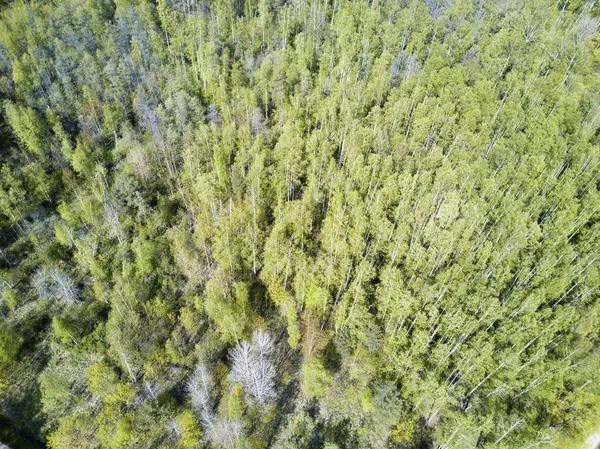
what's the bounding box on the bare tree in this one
[32,267,78,304]
[126,140,151,182]
[251,107,265,136]
[212,418,243,449]
[104,201,123,244]
[424,0,452,19]
[186,363,243,449]
[186,364,213,413]
[51,267,78,304]
[206,103,222,126]
[168,417,181,438]
[391,51,421,85]
[32,268,57,301]
[578,15,600,42]
[144,379,163,399]
[230,329,277,405]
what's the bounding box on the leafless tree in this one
[577,15,600,42]
[144,379,163,399]
[230,329,277,405]
[251,107,265,136]
[168,417,181,438]
[187,363,244,449]
[32,267,78,304]
[32,268,56,301]
[103,201,123,244]
[206,103,222,126]
[126,139,151,182]
[186,364,212,413]
[391,51,421,85]
[424,0,452,19]
[210,418,243,449]
[51,267,78,304]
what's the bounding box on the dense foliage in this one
[0,0,600,448]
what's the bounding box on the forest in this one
[0,0,599,448]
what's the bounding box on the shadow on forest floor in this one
[0,415,45,449]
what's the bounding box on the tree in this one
[230,329,277,405]
[4,101,49,156]
[300,356,332,399]
[187,364,213,415]
[0,0,599,447]
[0,322,22,363]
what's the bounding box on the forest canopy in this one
[0,0,600,448]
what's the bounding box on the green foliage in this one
[4,102,48,155]
[175,410,203,449]
[87,362,118,398]
[2,286,17,310]
[391,419,415,445]
[0,0,599,448]
[301,357,332,398]
[0,323,22,363]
